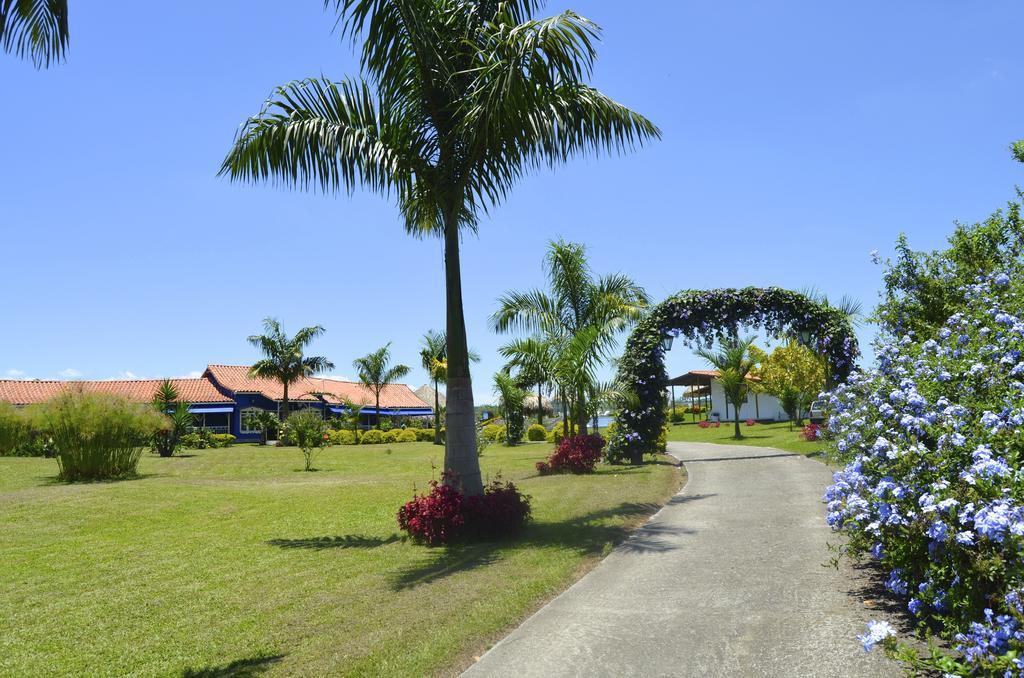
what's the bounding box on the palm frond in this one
[0,0,68,68]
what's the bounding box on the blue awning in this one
[189,406,234,414]
[329,406,432,416]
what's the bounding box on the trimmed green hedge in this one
[526,423,547,441]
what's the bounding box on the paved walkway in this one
[464,441,898,677]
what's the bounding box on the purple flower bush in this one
[825,271,1024,674]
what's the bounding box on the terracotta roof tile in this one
[0,378,232,405]
[203,365,430,409]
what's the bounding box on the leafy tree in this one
[749,341,825,429]
[354,343,410,430]
[0,0,68,67]
[151,380,193,457]
[498,335,556,426]
[286,408,328,471]
[220,2,658,495]
[492,240,649,435]
[696,336,758,440]
[874,197,1024,338]
[492,372,526,446]
[247,318,334,422]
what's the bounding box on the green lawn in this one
[0,441,680,677]
[665,420,825,456]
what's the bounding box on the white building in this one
[669,370,787,422]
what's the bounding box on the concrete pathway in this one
[463,441,898,677]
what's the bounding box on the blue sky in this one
[2,1,1023,403]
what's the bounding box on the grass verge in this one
[665,420,825,456]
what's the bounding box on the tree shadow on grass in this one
[37,472,166,486]
[181,653,284,677]
[387,496,711,591]
[267,534,404,550]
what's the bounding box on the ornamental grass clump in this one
[823,269,1024,674]
[38,391,168,481]
[0,402,30,456]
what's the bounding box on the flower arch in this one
[607,287,859,464]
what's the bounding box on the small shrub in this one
[361,429,384,445]
[669,410,685,423]
[210,433,236,448]
[0,402,30,456]
[745,419,756,427]
[697,420,710,429]
[546,421,568,444]
[397,429,418,443]
[481,424,505,442]
[526,423,547,441]
[538,434,605,474]
[287,409,328,471]
[415,428,434,442]
[801,423,820,441]
[38,391,167,481]
[655,424,668,452]
[381,429,399,444]
[179,432,205,449]
[397,473,530,545]
[329,429,359,445]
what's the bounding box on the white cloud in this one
[321,373,355,382]
[5,369,25,379]
[187,370,202,378]
[58,368,84,379]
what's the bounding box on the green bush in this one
[210,433,235,448]
[546,421,567,444]
[361,429,384,445]
[37,391,167,481]
[286,409,328,471]
[329,429,359,445]
[415,428,434,442]
[482,424,506,442]
[0,402,30,456]
[526,423,547,441]
[179,432,206,449]
[397,429,419,443]
[381,429,399,443]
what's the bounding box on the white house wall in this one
[708,380,786,422]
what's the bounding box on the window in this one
[241,407,265,434]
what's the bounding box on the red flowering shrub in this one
[802,423,821,441]
[711,421,721,428]
[745,419,756,426]
[397,473,530,545]
[537,434,605,475]
[697,420,711,429]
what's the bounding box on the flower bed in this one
[397,473,531,545]
[536,434,605,475]
[824,271,1024,674]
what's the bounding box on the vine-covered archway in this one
[607,287,859,464]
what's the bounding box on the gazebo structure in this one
[666,372,713,421]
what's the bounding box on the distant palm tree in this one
[492,240,649,435]
[499,336,556,426]
[1,0,69,67]
[492,371,527,446]
[696,336,758,440]
[151,380,193,457]
[247,318,333,421]
[219,1,658,495]
[354,343,410,430]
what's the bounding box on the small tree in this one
[338,399,364,444]
[696,337,758,440]
[287,408,328,471]
[493,372,526,446]
[353,343,410,430]
[749,341,826,429]
[151,380,193,458]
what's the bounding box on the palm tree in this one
[219,2,658,495]
[1,0,69,67]
[498,336,556,426]
[491,240,649,435]
[696,336,758,440]
[151,380,193,457]
[247,318,334,421]
[354,343,410,430]
[492,371,527,446]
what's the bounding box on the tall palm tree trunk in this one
[537,383,544,426]
[282,383,289,421]
[443,216,483,496]
[375,391,381,430]
[576,385,588,435]
[733,399,741,439]
[433,377,442,445]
